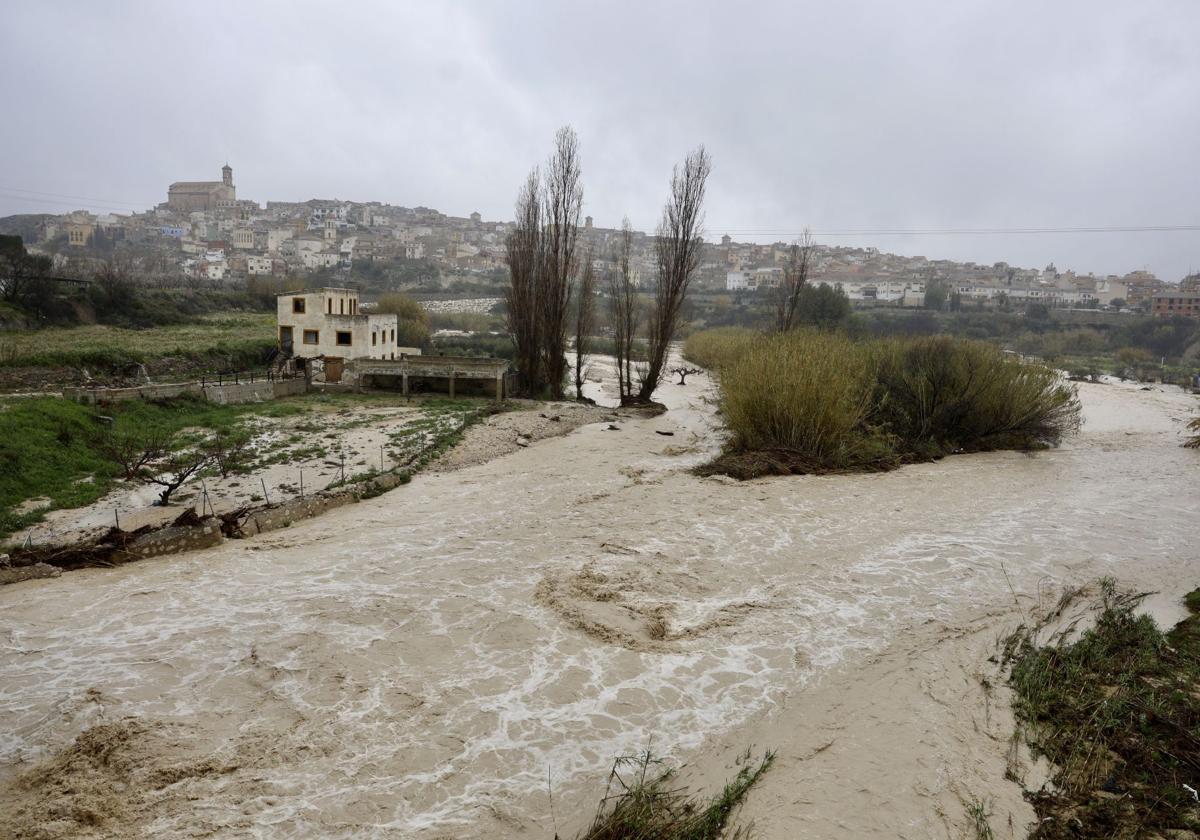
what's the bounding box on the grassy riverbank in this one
[687,329,1080,478]
[0,391,487,540]
[1004,581,1200,838]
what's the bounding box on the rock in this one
[605,424,621,431]
[0,562,62,586]
[655,430,675,436]
[516,436,530,447]
[0,553,9,568]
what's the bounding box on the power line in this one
[0,185,153,205]
[710,225,1200,237]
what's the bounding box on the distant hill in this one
[0,214,53,244]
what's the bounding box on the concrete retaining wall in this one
[64,378,307,406]
[126,518,225,558]
[240,470,409,536]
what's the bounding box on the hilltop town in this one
[4,162,1197,317]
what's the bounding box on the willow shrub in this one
[718,331,884,471]
[681,327,759,373]
[870,336,1081,458]
[707,330,1080,476]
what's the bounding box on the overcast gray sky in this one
[3,1,1198,279]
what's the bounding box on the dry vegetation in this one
[571,749,774,840]
[687,328,1080,477]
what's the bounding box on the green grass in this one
[572,749,774,840]
[698,331,1080,478]
[0,312,276,371]
[0,391,477,542]
[1003,579,1200,838]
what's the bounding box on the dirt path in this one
[0,368,1196,839]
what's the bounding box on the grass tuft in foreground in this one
[571,749,774,840]
[1186,415,1200,449]
[1003,579,1200,838]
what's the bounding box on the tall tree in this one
[504,126,583,398]
[505,170,543,395]
[638,146,711,402]
[608,219,639,402]
[538,126,583,399]
[573,244,596,400]
[772,229,815,332]
[0,235,52,304]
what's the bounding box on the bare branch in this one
[638,146,711,402]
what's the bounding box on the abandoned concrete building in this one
[276,287,409,381]
[276,287,509,396]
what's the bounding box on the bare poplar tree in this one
[573,244,596,400]
[772,228,815,332]
[505,126,583,398]
[505,170,543,396]
[538,126,583,399]
[608,218,639,403]
[638,146,711,402]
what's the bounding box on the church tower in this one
[222,163,233,187]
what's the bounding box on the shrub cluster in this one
[699,330,1080,477]
[681,326,758,372]
[1003,581,1200,838]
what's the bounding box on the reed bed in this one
[694,329,1080,477]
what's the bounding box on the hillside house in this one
[277,287,414,381]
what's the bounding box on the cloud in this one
[2,0,1197,278]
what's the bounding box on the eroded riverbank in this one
[0,370,1197,838]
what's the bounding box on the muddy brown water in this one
[1,370,1197,838]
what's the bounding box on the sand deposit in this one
[0,363,1197,838]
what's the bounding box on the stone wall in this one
[63,378,307,406]
[125,518,225,559]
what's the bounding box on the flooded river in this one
[1,373,1197,838]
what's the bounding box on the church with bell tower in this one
[166,163,237,212]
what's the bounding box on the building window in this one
[372,332,377,346]
[292,297,306,314]
[390,328,395,343]
[303,329,319,345]
[336,331,352,346]
[340,298,345,315]
[327,298,332,314]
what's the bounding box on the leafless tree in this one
[505,170,543,396]
[573,244,596,400]
[147,449,214,507]
[0,236,52,303]
[608,218,639,403]
[772,229,815,332]
[638,146,711,402]
[204,429,253,478]
[94,429,169,480]
[504,126,583,399]
[538,126,583,400]
[671,366,702,385]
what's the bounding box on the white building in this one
[726,267,783,291]
[247,255,275,275]
[835,279,925,306]
[276,288,411,366]
[301,250,339,270]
